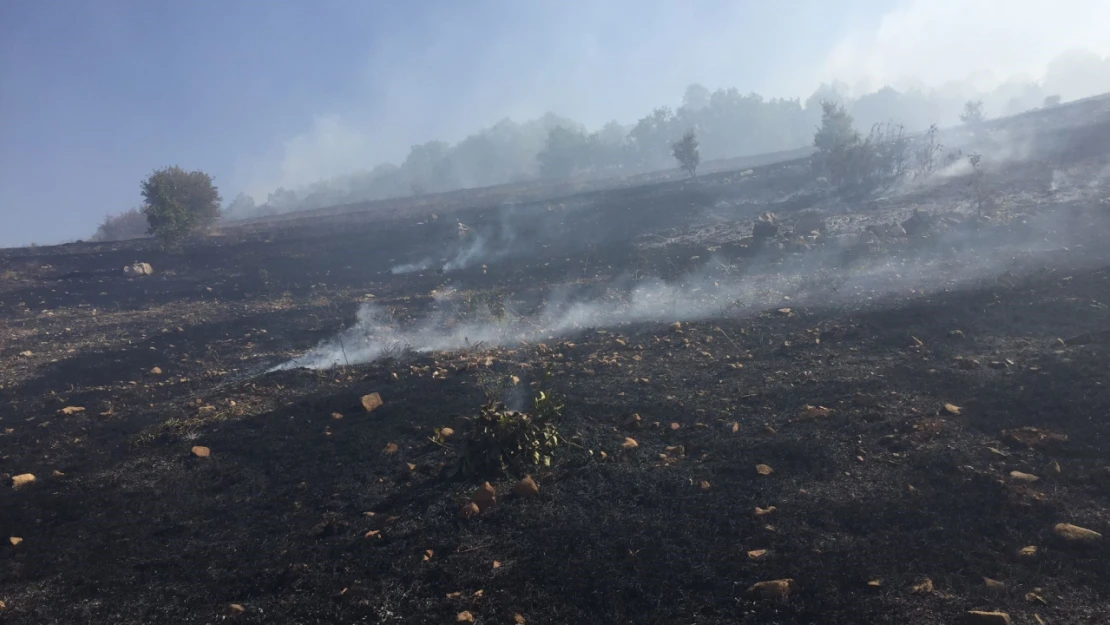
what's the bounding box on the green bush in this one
[141,166,222,249]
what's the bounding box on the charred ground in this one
[2,97,1110,624]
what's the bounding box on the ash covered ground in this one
[3,96,1110,624]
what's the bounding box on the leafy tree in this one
[682,83,711,111]
[225,192,256,217]
[140,166,222,249]
[92,207,148,242]
[671,129,700,178]
[813,101,859,153]
[537,126,590,178]
[960,100,986,126]
[1043,94,1062,108]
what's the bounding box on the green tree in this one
[141,166,222,249]
[959,100,985,126]
[671,129,700,178]
[813,101,859,153]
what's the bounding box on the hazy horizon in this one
[2,0,1109,248]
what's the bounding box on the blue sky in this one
[1,0,1106,247]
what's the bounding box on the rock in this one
[513,614,526,624]
[150,367,163,375]
[624,413,642,428]
[754,506,777,516]
[901,209,935,236]
[983,577,1006,589]
[191,446,211,458]
[752,213,779,239]
[1003,427,1067,449]
[513,475,539,497]
[755,464,774,476]
[383,442,399,455]
[11,473,36,489]
[621,437,639,450]
[1009,471,1039,483]
[912,578,934,593]
[456,611,475,623]
[697,480,712,492]
[59,406,85,415]
[472,482,497,511]
[226,604,246,616]
[981,447,1009,459]
[943,403,962,415]
[747,578,796,601]
[1018,545,1038,557]
[747,549,768,560]
[458,502,481,519]
[360,393,384,412]
[438,427,455,438]
[1054,522,1102,542]
[124,262,154,276]
[18,350,33,357]
[9,536,22,546]
[964,611,1012,625]
[793,211,827,237]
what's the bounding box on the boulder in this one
[124,262,154,276]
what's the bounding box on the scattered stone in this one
[513,614,526,624]
[9,537,23,546]
[624,414,642,427]
[1009,471,1039,483]
[456,611,475,623]
[943,403,962,415]
[513,476,540,498]
[472,482,497,512]
[747,549,768,560]
[698,480,712,492]
[793,211,827,237]
[1003,427,1067,449]
[867,579,882,588]
[383,442,399,455]
[1054,522,1102,542]
[981,447,1009,459]
[423,549,434,561]
[226,604,246,616]
[124,262,154,276]
[19,350,33,357]
[11,473,36,489]
[912,578,934,593]
[439,427,455,438]
[150,367,162,375]
[1025,590,1047,604]
[621,437,639,450]
[755,464,774,476]
[360,393,384,412]
[963,611,1012,625]
[754,506,777,516]
[59,406,85,416]
[799,405,830,419]
[747,578,796,601]
[458,502,481,519]
[1018,545,1038,557]
[983,577,1006,589]
[191,446,211,458]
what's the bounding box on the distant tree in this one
[959,100,986,126]
[813,101,859,152]
[1043,94,1062,108]
[682,84,711,111]
[92,207,148,242]
[141,166,222,249]
[671,129,700,178]
[225,192,256,217]
[537,126,590,178]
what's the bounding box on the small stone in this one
[360,393,384,412]
[458,502,481,519]
[383,442,399,454]
[755,464,774,476]
[698,480,712,492]
[867,579,882,588]
[513,476,540,497]
[150,367,163,375]
[624,413,642,427]
[754,506,777,516]
[11,473,35,489]
[1054,522,1102,542]
[1018,545,1038,557]
[747,549,768,560]
[747,578,796,601]
[983,577,1006,589]
[191,446,210,458]
[963,611,1012,625]
[472,482,497,511]
[226,604,246,616]
[59,406,85,415]
[438,427,455,438]
[513,614,525,625]
[9,536,22,546]
[982,447,1009,459]
[943,403,961,415]
[1009,471,1039,483]
[912,578,934,593]
[456,611,475,623]
[621,437,639,450]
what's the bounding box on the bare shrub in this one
[671,129,700,178]
[92,207,149,242]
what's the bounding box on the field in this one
[3,96,1110,624]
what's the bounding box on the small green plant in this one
[454,387,563,477]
